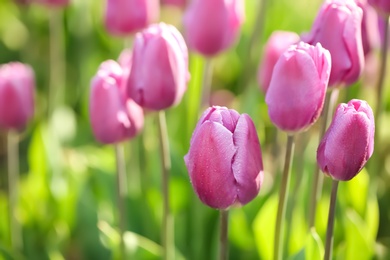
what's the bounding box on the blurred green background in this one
[0,0,390,259]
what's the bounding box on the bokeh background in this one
[0,0,390,259]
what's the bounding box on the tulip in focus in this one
[0,62,35,131]
[368,0,390,15]
[265,42,331,133]
[90,60,144,144]
[257,31,300,93]
[317,99,375,181]
[105,0,160,36]
[183,0,245,56]
[303,0,364,86]
[184,106,264,209]
[127,23,189,110]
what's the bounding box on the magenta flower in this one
[183,0,244,56]
[0,62,35,131]
[89,60,144,144]
[265,42,331,133]
[161,0,187,8]
[127,23,189,110]
[257,31,300,93]
[105,0,160,36]
[303,0,364,86]
[317,99,375,181]
[368,0,390,15]
[184,106,264,210]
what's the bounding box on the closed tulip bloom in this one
[127,23,189,110]
[184,106,264,209]
[257,31,300,93]
[317,99,374,181]
[105,0,160,36]
[0,62,35,131]
[90,60,143,144]
[368,0,390,15]
[303,0,364,86]
[183,0,244,56]
[265,42,331,133]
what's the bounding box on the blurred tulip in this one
[0,62,35,131]
[161,0,186,8]
[265,42,331,133]
[355,0,381,55]
[127,23,189,110]
[37,0,69,7]
[378,15,390,46]
[184,106,264,209]
[105,0,160,36]
[90,60,143,144]
[368,0,390,16]
[183,0,244,56]
[317,99,374,181]
[303,0,364,86]
[257,31,300,93]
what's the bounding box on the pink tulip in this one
[0,62,35,131]
[257,31,300,93]
[368,0,390,15]
[317,99,374,181]
[265,42,331,133]
[127,23,189,110]
[355,0,381,55]
[89,60,143,144]
[184,106,264,209]
[161,0,186,8]
[303,0,364,86]
[105,0,160,36]
[183,0,244,56]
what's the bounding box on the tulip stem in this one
[324,179,339,260]
[219,209,229,260]
[114,143,127,259]
[375,15,389,131]
[308,89,339,228]
[7,131,23,252]
[157,111,174,260]
[48,8,65,117]
[200,58,213,108]
[274,134,295,260]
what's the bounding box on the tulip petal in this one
[232,114,263,205]
[184,121,237,209]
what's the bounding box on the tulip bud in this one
[184,106,264,210]
[265,42,331,133]
[127,23,189,110]
[317,99,374,181]
[257,31,300,93]
[368,0,390,16]
[0,62,35,131]
[183,0,245,56]
[105,0,160,36]
[89,60,143,144]
[303,0,364,86]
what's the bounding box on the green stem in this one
[324,180,339,260]
[308,89,339,228]
[157,111,173,260]
[48,9,65,117]
[219,209,229,260]
[274,135,295,260]
[375,16,389,132]
[7,131,23,252]
[114,143,127,259]
[200,58,213,108]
